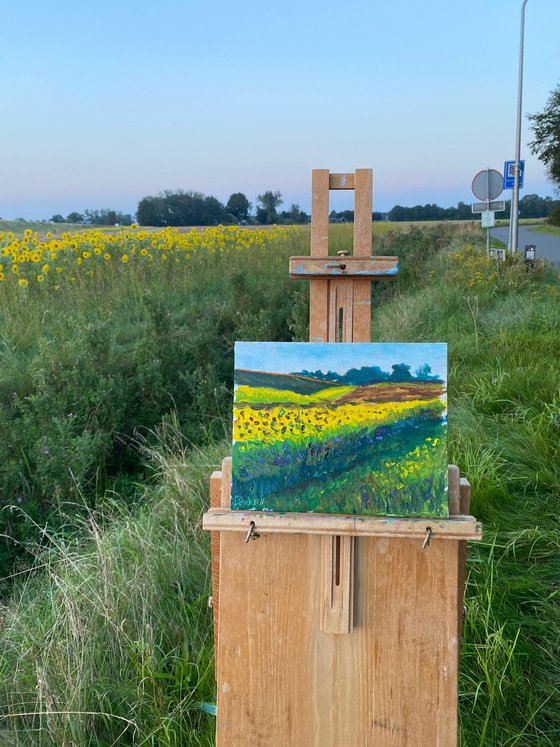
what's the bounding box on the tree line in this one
[49,191,558,227]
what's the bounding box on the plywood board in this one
[216,532,460,746]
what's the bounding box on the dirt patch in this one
[336,382,445,404]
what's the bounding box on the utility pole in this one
[509,0,529,254]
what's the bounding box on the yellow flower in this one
[103,253,111,261]
[37,275,44,283]
[122,254,129,263]
[0,272,4,281]
[43,264,50,273]
[18,278,29,287]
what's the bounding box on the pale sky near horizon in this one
[2,0,559,220]
[235,342,447,381]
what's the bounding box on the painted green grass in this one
[234,384,355,405]
[256,417,447,516]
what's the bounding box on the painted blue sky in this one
[1,0,559,220]
[235,342,447,381]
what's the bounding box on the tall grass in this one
[372,242,560,745]
[0,222,558,744]
[0,430,228,746]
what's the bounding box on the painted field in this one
[231,342,448,517]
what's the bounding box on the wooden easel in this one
[203,169,481,746]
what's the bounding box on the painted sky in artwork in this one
[235,342,447,382]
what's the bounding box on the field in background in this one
[0,221,558,745]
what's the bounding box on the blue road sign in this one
[504,160,525,189]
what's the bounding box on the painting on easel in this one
[231,342,448,517]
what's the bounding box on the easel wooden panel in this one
[207,169,479,745]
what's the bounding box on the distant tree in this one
[136,190,228,227]
[519,193,559,219]
[50,214,65,223]
[529,83,560,190]
[390,363,412,381]
[226,193,251,221]
[256,191,283,224]
[414,363,440,382]
[345,366,389,385]
[84,208,133,225]
[66,212,84,223]
[329,210,354,223]
[279,203,308,224]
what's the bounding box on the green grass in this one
[234,384,355,405]
[529,223,560,235]
[0,428,228,746]
[0,222,558,744]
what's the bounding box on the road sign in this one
[489,248,505,261]
[481,211,495,228]
[503,160,525,189]
[472,168,503,201]
[472,200,505,213]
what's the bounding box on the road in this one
[490,225,560,265]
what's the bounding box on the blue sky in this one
[1,0,559,220]
[235,342,447,381]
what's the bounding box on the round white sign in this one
[471,169,503,201]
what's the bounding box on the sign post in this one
[471,168,504,256]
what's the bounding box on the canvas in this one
[231,342,448,517]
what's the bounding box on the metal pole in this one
[510,0,529,254]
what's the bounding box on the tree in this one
[256,191,283,224]
[226,193,251,221]
[390,363,412,381]
[136,190,228,227]
[50,214,65,223]
[84,208,133,225]
[66,212,84,223]
[529,83,560,190]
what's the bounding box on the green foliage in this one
[548,202,560,226]
[0,437,228,746]
[255,190,283,224]
[225,193,251,221]
[0,227,304,576]
[66,211,84,223]
[84,208,134,225]
[0,221,559,744]
[371,239,560,744]
[136,190,229,227]
[529,82,560,189]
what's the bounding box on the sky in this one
[235,342,447,381]
[1,0,559,220]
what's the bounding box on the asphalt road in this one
[490,225,560,265]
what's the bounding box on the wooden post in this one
[204,169,480,746]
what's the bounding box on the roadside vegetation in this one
[0,221,558,745]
